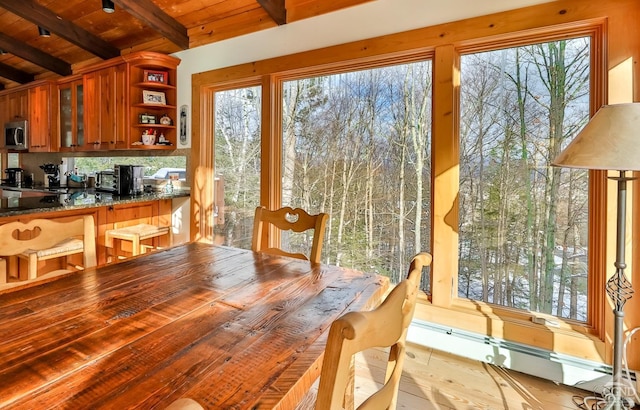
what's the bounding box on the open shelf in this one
[124,52,180,150]
[134,82,176,90]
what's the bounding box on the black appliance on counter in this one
[3,167,24,187]
[40,163,61,188]
[97,165,144,196]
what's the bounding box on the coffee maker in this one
[40,163,61,188]
[113,165,144,195]
[4,167,24,187]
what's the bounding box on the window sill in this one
[414,294,606,364]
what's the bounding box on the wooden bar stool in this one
[105,224,170,260]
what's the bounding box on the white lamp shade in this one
[552,103,640,171]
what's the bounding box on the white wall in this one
[172,0,554,148]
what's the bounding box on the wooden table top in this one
[0,243,388,409]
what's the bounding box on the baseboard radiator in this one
[407,319,637,394]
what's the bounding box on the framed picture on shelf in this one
[139,113,157,124]
[144,70,168,85]
[142,90,166,105]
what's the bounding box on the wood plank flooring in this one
[354,343,597,410]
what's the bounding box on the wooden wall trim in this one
[431,44,459,307]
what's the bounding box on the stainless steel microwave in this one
[4,119,28,150]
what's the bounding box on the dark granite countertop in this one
[0,186,190,218]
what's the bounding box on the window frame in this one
[448,26,607,334]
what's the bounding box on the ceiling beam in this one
[114,0,189,50]
[256,0,286,25]
[0,0,120,60]
[0,32,72,76]
[0,61,34,84]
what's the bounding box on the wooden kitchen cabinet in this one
[7,89,28,121]
[58,76,85,151]
[28,82,54,152]
[0,88,29,148]
[0,51,180,153]
[54,52,178,152]
[0,94,8,132]
[84,63,128,150]
[0,81,54,152]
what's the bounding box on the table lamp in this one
[553,102,640,410]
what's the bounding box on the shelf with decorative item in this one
[132,126,174,148]
[133,124,176,129]
[134,82,176,90]
[133,103,177,109]
[137,112,175,126]
[124,52,180,150]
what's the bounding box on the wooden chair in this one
[314,252,432,410]
[0,215,97,288]
[252,206,329,264]
[105,223,170,260]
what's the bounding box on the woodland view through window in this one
[458,37,591,320]
[213,86,262,249]
[281,62,433,286]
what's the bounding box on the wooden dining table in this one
[0,242,389,409]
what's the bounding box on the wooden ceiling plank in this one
[0,61,34,84]
[188,8,277,48]
[115,0,189,49]
[0,0,121,60]
[0,32,72,76]
[287,0,372,22]
[256,0,286,25]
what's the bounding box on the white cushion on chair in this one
[22,238,84,258]
[107,224,169,240]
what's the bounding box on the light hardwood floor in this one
[354,343,601,410]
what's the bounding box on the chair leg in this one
[0,258,6,284]
[132,236,141,256]
[28,254,38,280]
[10,257,24,281]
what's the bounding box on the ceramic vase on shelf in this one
[142,129,157,145]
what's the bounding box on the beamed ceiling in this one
[0,0,373,90]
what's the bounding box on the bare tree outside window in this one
[281,61,433,287]
[458,37,591,320]
[213,86,262,249]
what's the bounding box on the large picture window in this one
[458,37,591,320]
[281,61,432,285]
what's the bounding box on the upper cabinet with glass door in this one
[58,76,86,152]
